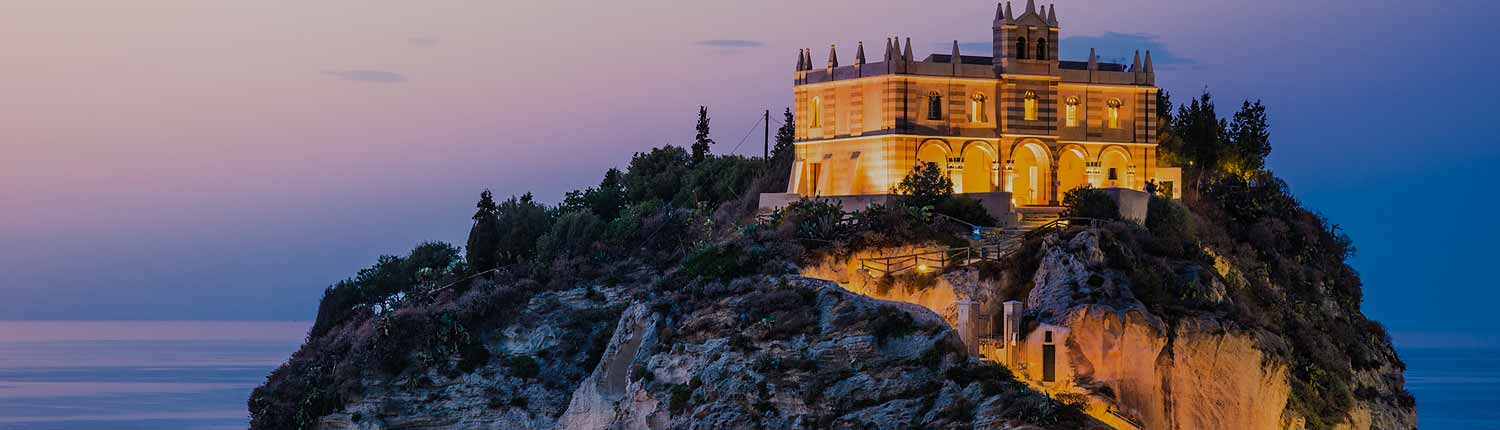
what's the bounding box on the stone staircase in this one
[1015,206,1065,232]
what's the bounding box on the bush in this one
[536,210,604,261]
[680,155,764,209]
[935,195,996,226]
[894,162,953,208]
[623,146,692,204]
[776,198,846,244]
[1061,185,1118,220]
[506,354,540,380]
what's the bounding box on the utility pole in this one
[763,109,770,159]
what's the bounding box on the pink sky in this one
[1,0,1497,342]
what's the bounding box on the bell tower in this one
[993,1,1060,74]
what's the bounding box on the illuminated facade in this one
[780,1,1171,209]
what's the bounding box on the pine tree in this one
[465,189,500,272]
[692,106,714,164]
[1173,91,1226,170]
[1225,100,1271,175]
[772,107,796,161]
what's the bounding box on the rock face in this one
[304,276,1093,430]
[1019,229,1414,430]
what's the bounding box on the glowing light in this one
[918,264,930,272]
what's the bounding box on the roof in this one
[1059,60,1127,72]
[923,54,996,66]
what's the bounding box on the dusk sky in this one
[2,0,1497,347]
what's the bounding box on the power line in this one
[726,114,764,155]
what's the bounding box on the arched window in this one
[1036,38,1048,60]
[1023,90,1038,121]
[1106,98,1123,128]
[810,96,823,128]
[1016,37,1028,60]
[1064,96,1079,127]
[969,93,988,123]
[927,92,943,120]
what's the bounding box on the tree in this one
[494,192,552,265]
[692,106,715,164]
[1225,100,1271,176]
[562,168,627,220]
[772,108,796,161]
[465,190,500,271]
[1173,91,1226,170]
[894,162,953,208]
[1061,185,1119,220]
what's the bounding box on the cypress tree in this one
[465,189,500,272]
[692,106,715,164]
[773,107,796,161]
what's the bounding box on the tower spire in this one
[884,38,894,62]
[903,37,913,62]
[827,44,838,68]
[796,49,805,71]
[803,49,812,71]
[1047,4,1058,25]
[1087,47,1098,71]
[1144,50,1155,73]
[952,40,962,75]
[1025,0,1037,16]
[1005,2,1014,20]
[855,41,866,66]
[1132,50,1141,72]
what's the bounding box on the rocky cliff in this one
[1010,227,1414,430]
[255,263,1096,430]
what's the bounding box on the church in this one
[762,1,1178,219]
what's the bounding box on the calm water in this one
[0,321,306,430]
[0,321,1489,429]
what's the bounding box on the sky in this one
[1,0,1497,346]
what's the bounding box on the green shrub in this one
[536,210,604,261]
[668,384,693,413]
[506,354,540,380]
[1061,185,1118,220]
[894,162,953,208]
[776,198,846,244]
[623,146,692,204]
[934,195,996,226]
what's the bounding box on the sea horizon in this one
[0,320,1490,429]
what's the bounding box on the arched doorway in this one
[1100,146,1131,189]
[916,140,950,172]
[1056,145,1088,196]
[961,142,995,193]
[1009,141,1051,206]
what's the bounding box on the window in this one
[810,96,823,128]
[1036,38,1048,60]
[969,93,988,123]
[1107,98,1123,128]
[1044,330,1053,343]
[1016,37,1028,59]
[1023,90,1038,121]
[927,92,942,120]
[1064,96,1079,127]
[1108,167,1119,180]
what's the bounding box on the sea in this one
[0,321,1490,430]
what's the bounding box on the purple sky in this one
[2,0,1497,347]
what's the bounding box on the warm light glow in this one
[1107,98,1122,129]
[810,96,823,128]
[1064,96,1079,127]
[969,93,988,123]
[918,264,930,272]
[1023,90,1038,121]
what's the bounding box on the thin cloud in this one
[695,39,764,48]
[1061,32,1194,68]
[325,70,408,84]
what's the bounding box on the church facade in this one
[773,1,1175,213]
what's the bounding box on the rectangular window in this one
[1065,104,1077,127]
[970,98,987,123]
[1024,98,1037,121]
[1108,106,1120,128]
[927,95,942,120]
